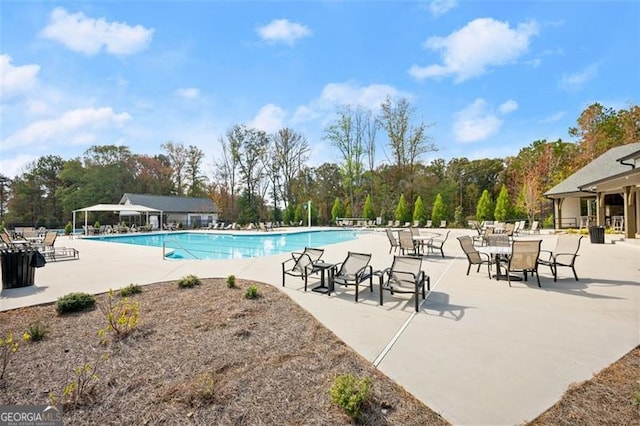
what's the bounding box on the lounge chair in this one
[1,229,30,248]
[378,256,429,312]
[424,220,432,228]
[398,229,420,256]
[426,230,450,258]
[281,247,325,291]
[332,252,373,302]
[524,220,540,234]
[457,235,494,278]
[32,231,79,261]
[505,240,542,287]
[439,220,447,228]
[385,228,400,254]
[538,235,583,282]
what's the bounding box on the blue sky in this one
[1,1,639,178]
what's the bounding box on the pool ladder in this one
[162,237,199,259]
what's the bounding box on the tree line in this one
[1,100,637,229]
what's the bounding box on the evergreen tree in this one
[431,193,446,224]
[412,195,427,226]
[294,204,305,223]
[454,205,464,227]
[362,194,376,221]
[331,197,345,224]
[494,184,512,221]
[395,194,410,224]
[476,189,494,223]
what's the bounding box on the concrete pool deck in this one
[1,228,639,425]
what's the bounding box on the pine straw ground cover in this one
[1,279,639,425]
[0,278,448,425]
[529,346,640,425]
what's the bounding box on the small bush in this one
[244,285,259,299]
[194,372,215,402]
[98,290,140,344]
[56,292,96,315]
[23,322,48,342]
[226,275,237,288]
[64,222,73,235]
[329,373,372,421]
[119,283,142,297]
[62,354,108,408]
[178,274,201,289]
[0,332,19,380]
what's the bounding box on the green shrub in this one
[23,322,48,342]
[194,372,215,402]
[55,292,96,315]
[178,274,201,289]
[329,373,372,421]
[244,285,259,299]
[119,283,142,297]
[98,290,140,344]
[64,222,73,235]
[94,221,100,229]
[226,275,237,288]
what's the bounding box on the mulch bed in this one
[0,278,449,425]
[529,346,640,425]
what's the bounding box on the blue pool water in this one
[90,229,364,260]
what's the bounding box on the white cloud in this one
[0,55,40,99]
[40,7,154,55]
[257,19,311,45]
[249,104,286,133]
[559,64,598,91]
[0,154,38,179]
[409,18,539,83]
[176,88,200,99]
[452,99,503,143]
[292,81,411,124]
[498,99,518,114]
[429,0,457,17]
[2,107,131,150]
[540,111,566,123]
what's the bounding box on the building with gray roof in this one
[119,193,220,228]
[544,143,640,238]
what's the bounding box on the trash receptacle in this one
[0,249,36,289]
[588,226,605,244]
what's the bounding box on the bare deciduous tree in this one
[273,128,310,208]
[161,141,187,195]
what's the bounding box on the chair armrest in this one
[356,265,374,280]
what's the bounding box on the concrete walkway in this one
[1,229,638,425]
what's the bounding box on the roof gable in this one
[120,193,220,213]
[544,143,640,197]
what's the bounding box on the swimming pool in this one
[90,229,364,260]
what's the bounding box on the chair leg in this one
[414,287,419,312]
[572,265,579,281]
[466,264,472,276]
[535,269,541,287]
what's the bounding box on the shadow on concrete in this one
[421,291,473,321]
